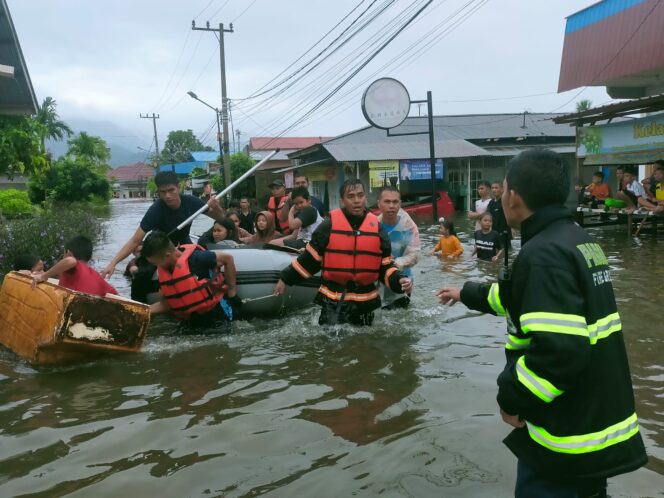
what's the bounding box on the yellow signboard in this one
[368,160,399,191]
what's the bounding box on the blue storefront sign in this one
[400,159,444,180]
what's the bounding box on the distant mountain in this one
[45,118,151,167]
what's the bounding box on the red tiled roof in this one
[249,136,332,151]
[107,162,155,181]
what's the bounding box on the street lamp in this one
[187,91,228,192]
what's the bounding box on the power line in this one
[232,0,259,23]
[263,0,434,147]
[235,0,389,103]
[235,0,414,131]
[263,0,484,133]
[298,0,489,128]
[234,0,370,101]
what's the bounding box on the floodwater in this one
[0,199,662,497]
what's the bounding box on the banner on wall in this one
[368,160,399,190]
[578,112,664,165]
[399,159,444,180]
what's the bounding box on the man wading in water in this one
[101,172,225,300]
[274,179,412,326]
[437,149,646,497]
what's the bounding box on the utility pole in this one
[236,129,242,154]
[139,113,160,167]
[192,20,234,192]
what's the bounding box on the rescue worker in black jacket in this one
[438,149,646,497]
[274,179,412,325]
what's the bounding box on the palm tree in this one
[36,97,73,153]
[67,131,111,166]
[576,99,593,113]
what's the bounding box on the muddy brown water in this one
[0,199,662,497]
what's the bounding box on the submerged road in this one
[0,199,662,497]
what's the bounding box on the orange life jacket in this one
[321,209,383,297]
[267,195,291,234]
[157,244,225,318]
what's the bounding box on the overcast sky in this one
[9,0,610,154]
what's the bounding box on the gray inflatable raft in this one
[146,245,320,318]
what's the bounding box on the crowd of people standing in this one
[15,149,650,497]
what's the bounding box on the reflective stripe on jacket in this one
[321,209,383,291]
[158,244,225,318]
[267,195,290,234]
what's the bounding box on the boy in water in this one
[32,236,118,297]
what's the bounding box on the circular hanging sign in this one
[361,78,410,130]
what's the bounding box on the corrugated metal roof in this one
[190,151,220,162]
[249,137,332,150]
[559,0,664,92]
[158,161,206,174]
[315,113,573,161]
[0,0,38,115]
[249,149,294,161]
[107,162,155,181]
[324,138,489,161]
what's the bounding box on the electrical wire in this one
[238,0,370,100]
[235,0,417,129]
[235,0,390,103]
[266,0,487,133]
[232,0,259,23]
[261,0,433,148]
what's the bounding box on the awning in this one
[582,149,664,166]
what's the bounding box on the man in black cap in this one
[267,178,291,234]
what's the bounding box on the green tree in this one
[161,129,210,164]
[28,157,111,204]
[35,96,72,154]
[0,115,48,178]
[66,131,111,168]
[210,152,256,198]
[576,99,593,113]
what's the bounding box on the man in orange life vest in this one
[267,179,291,235]
[274,179,413,325]
[142,230,241,324]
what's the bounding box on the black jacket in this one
[281,208,405,313]
[460,205,647,482]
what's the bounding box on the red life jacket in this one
[321,209,383,299]
[267,195,291,234]
[157,244,225,318]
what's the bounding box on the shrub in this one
[0,207,106,279]
[0,189,32,217]
[28,157,111,204]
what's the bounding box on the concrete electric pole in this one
[192,20,234,191]
[139,113,160,167]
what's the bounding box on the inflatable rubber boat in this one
[141,245,320,318]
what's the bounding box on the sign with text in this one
[400,159,443,180]
[578,112,664,164]
[368,160,399,190]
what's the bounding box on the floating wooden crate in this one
[0,272,150,365]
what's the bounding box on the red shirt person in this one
[32,236,118,297]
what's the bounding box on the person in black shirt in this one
[102,171,225,279]
[473,212,503,262]
[294,173,326,217]
[487,181,511,242]
[238,196,255,234]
